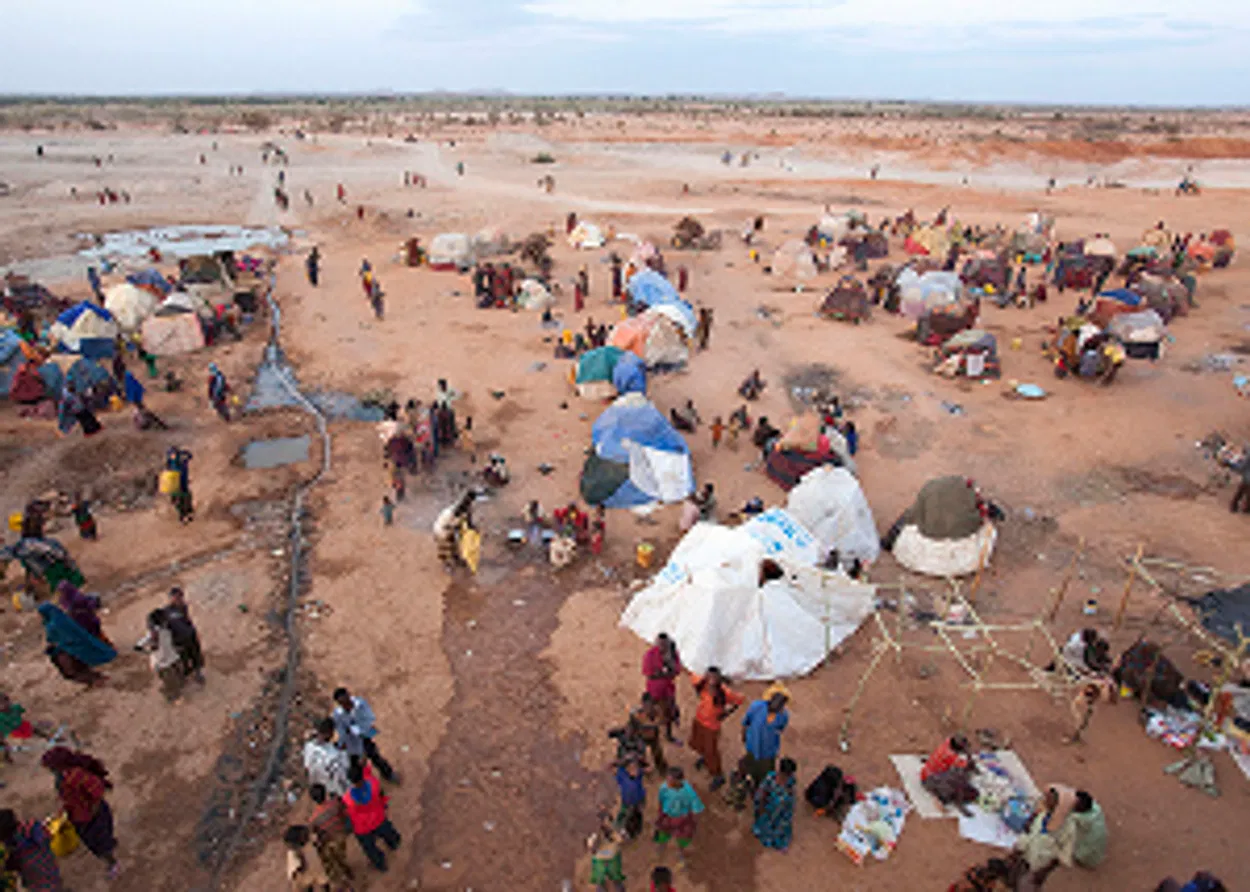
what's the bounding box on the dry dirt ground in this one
[1,112,1249,892]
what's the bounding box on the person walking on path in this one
[138,608,185,702]
[642,633,683,743]
[752,757,797,851]
[654,767,704,870]
[0,808,64,892]
[167,446,194,523]
[342,764,401,872]
[688,667,744,790]
[741,690,790,788]
[308,783,355,889]
[165,587,205,683]
[207,363,232,422]
[306,247,320,287]
[40,747,121,880]
[304,717,352,797]
[333,688,396,782]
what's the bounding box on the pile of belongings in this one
[934,329,999,379]
[1050,320,1125,382]
[817,210,868,245]
[0,332,62,405]
[619,508,876,679]
[1210,230,1235,268]
[568,221,606,249]
[516,278,554,311]
[48,302,118,356]
[765,412,856,491]
[574,346,646,400]
[428,233,473,271]
[902,225,950,257]
[1133,273,1190,323]
[836,788,911,866]
[818,276,870,323]
[472,226,511,258]
[883,476,996,577]
[2,274,71,318]
[1052,243,1114,290]
[579,393,693,509]
[1088,288,1143,328]
[671,216,719,250]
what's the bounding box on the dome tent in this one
[625,269,697,335]
[886,476,996,577]
[784,466,880,566]
[575,346,646,400]
[428,233,473,271]
[49,301,118,353]
[579,393,693,509]
[608,310,689,369]
[620,510,877,679]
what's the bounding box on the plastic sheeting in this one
[620,517,876,679]
[104,283,159,332]
[785,467,881,565]
[893,522,997,578]
[897,270,962,321]
[584,393,692,508]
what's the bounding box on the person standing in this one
[710,416,724,449]
[304,718,351,797]
[138,609,185,702]
[40,747,121,880]
[752,757,797,851]
[207,363,232,422]
[342,763,401,872]
[39,585,116,688]
[587,807,626,892]
[610,256,623,300]
[167,446,194,523]
[741,690,790,788]
[688,667,744,790]
[614,755,646,840]
[0,808,64,892]
[166,587,205,684]
[677,266,688,292]
[332,688,396,782]
[642,634,683,743]
[654,766,704,870]
[307,784,355,889]
[71,495,97,540]
[698,307,713,350]
[306,247,321,287]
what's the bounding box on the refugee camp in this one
[1,18,1249,892]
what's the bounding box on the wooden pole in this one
[1046,537,1085,622]
[967,534,994,605]
[1115,544,1145,629]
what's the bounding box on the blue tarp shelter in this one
[126,268,173,295]
[626,270,698,335]
[580,393,693,508]
[1099,288,1143,307]
[611,352,647,395]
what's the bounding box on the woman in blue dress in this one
[752,757,797,851]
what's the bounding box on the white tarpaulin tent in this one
[620,510,877,679]
[569,221,605,249]
[103,283,158,332]
[429,233,473,269]
[785,466,880,566]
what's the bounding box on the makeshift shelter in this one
[625,270,697,335]
[619,513,877,679]
[818,276,870,324]
[887,476,996,578]
[49,302,118,353]
[771,240,818,279]
[103,283,159,332]
[516,278,554,311]
[142,311,206,356]
[472,227,510,257]
[765,413,855,490]
[1189,583,1250,647]
[960,257,1009,292]
[1108,310,1166,360]
[934,329,999,379]
[1088,294,1138,328]
[609,310,689,368]
[903,225,949,257]
[579,393,693,509]
[897,270,962,321]
[179,254,227,285]
[574,346,645,400]
[1085,237,1118,259]
[1133,275,1188,323]
[428,233,473,271]
[568,222,605,249]
[785,466,880,566]
[1209,230,1235,268]
[917,300,978,347]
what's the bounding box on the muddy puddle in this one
[244,345,382,421]
[240,436,310,469]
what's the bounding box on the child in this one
[283,824,330,892]
[71,496,97,540]
[710,416,724,449]
[654,766,704,869]
[587,807,626,892]
[614,756,646,840]
[652,865,675,892]
[590,506,606,557]
[461,416,475,462]
[381,496,394,527]
[841,420,858,456]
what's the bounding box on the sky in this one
[3,0,1249,105]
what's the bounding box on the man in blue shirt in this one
[741,692,790,788]
[333,687,397,783]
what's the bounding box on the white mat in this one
[890,749,1041,830]
[889,754,955,819]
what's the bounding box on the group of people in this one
[297,687,401,886]
[591,634,798,888]
[378,380,463,502]
[358,260,384,320]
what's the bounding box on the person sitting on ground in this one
[1015,784,1105,887]
[947,854,1025,892]
[283,824,330,892]
[1059,628,1112,676]
[920,733,977,813]
[1154,871,1227,892]
[738,369,765,400]
[752,417,780,458]
[1064,789,1108,870]
[695,484,717,522]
